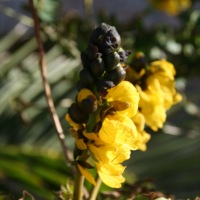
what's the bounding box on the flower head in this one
[66,81,141,188]
[149,0,191,15]
[128,56,182,131]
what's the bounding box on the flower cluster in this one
[126,52,182,132]
[66,24,182,189]
[149,0,191,15]
[66,23,144,188]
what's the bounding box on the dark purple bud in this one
[90,56,105,78]
[81,52,90,69]
[80,96,97,113]
[68,103,88,123]
[89,23,121,54]
[79,69,95,86]
[86,44,99,61]
[117,49,131,62]
[97,79,115,97]
[106,65,126,85]
[104,51,120,71]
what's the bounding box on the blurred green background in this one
[0,0,200,199]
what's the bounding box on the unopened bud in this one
[106,65,126,85]
[68,103,88,123]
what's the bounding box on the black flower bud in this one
[80,96,97,113]
[86,44,100,61]
[104,51,120,71]
[89,23,121,54]
[81,52,90,69]
[117,49,131,62]
[79,68,95,86]
[90,56,105,78]
[97,79,115,97]
[106,65,126,85]
[68,103,88,123]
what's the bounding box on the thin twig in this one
[29,0,72,164]
[89,177,102,200]
[19,190,35,200]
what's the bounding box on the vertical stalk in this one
[73,169,85,200]
[89,177,102,200]
[29,0,73,166]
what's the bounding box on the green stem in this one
[89,177,102,200]
[86,109,99,132]
[73,169,84,200]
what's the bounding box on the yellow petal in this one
[99,115,142,150]
[75,139,87,150]
[138,131,151,151]
[106,81,139,118]
[145,105,166,131]
[83,132,99,141]
[132,112,145,132]
[131,112,151,151]
[98,172,125,188]
[88,143,131,164]
[77,164,96,186]
[65,114,82,130]
[109,144,131,164]
[150,59,176,79]
[71,131,87,150]
[77,88,96,103]
[136,80,167,131]
[96,162,126,176]
[96,162,125,188]
[88,143,115,163]
[174,92,182,104]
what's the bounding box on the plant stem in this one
[73,169,85,200]
[29,0,73,166]
[89,177,102,200]
[86,108,100,132]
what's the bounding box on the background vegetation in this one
[0,0,200,199]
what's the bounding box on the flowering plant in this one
[66,23,182,199]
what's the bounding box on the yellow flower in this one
[106,81,139,118]
[135,60,182,131]
[148,60,182,109]
[150,59,175,80]
[150,0,191,15]
[136,79,166,131]
[84,114,141,187]
[66,81,141,188]
[69,112,142,188]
